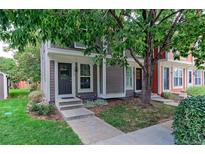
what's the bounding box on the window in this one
[194,70,201,85]
[126,67,133,89]
[188,70,192,85]
[163,67,169,90]
[78,64,93,92]
[173,68,183,87]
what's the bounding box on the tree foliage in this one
[14,45,40,82]
[0,56,19,82]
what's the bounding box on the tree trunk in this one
[141,67,153,105]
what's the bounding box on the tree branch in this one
[108,9,123,28]
[157,9,184,25]
[155,10,184,61]
[154,9,164,23]
[128,48,145,71]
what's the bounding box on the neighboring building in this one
[41,42,143,103]
[15,81,29,89]
[152,52,205,95]
[41,42,205,103]
[0,72,8,100]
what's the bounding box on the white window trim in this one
[78,63,93,93]
[163,67,170,92]
[194,70,202,86]
[188,69,193,87]
[126,66,134,90]
[173,67,183,89]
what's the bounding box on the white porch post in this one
[97,64,100,97]
[102,58,106,96]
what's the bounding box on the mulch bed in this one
[28,109,64,121]
[27,103,63,121]
[89,97,140,115]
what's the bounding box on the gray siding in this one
[106,65,124,94]
[77,64,97,100]
[0,74,4,99]
[50,60,55,103]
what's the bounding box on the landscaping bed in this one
[186,86,205,96]
[90,98,175,133]
[0,89,81,145]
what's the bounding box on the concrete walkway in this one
[66,116,123,144]
[95,120,174,145]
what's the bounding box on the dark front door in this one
[58,63,72,95]
[136,68,142,90]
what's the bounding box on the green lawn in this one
[0,89,81,145]
[186,86,205,96]
[9,88,30,98]
[99,101,175,133]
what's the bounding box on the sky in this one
[0,41,14,58]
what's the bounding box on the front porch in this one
[47,47,144,103]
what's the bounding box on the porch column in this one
[102,58,106,96]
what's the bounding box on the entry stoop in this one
[61,108,94,121]
[57,97,95,121]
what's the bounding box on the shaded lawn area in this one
[186,86,205,96]
[96,99,175,133]
[0,89,81,145]
[9,88,30,98]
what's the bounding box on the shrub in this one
[31,103,55,115]
[84,99,108,108]
[28,91,43,103]
[186,86,205,96]
[173,96,205,144]
[162,92,172,99]
[29,82,40,92]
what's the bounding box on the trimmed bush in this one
[162,92,172,99]
[173,96,205,144]
[31,103,55,115]
[28,91,43,103]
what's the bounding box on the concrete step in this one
[58,100,83,106]
[61,108,94,121]
[59,103,84,110]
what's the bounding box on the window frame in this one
[126,66,134,90]
[194,70,202,86]
[173,68,183,88]
[163,67,170,91]
[78,63,93,93]
[188,69,193,87]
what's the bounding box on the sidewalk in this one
[66,115,123,144]
[95,120,174,145]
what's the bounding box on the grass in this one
[186,86,205,96]
[99,102,175,133]
[9,88,30,98]
[0,89,81,145]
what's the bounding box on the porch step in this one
[59,103,84,110]
[151,96,174,103]
[59,100,83,106]
[61,108,95,121]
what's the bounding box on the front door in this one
[58,63,72,96]
[136,68,142,90]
